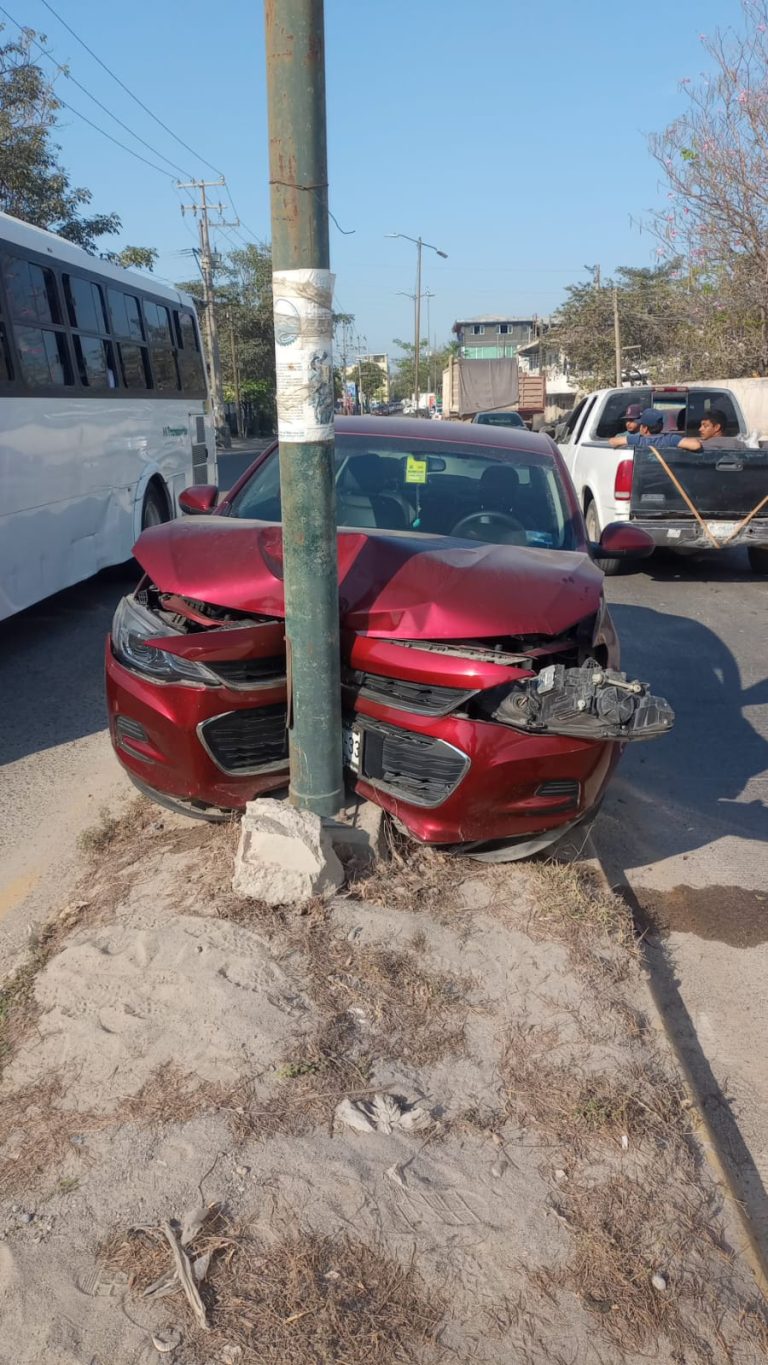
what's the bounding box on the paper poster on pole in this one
[272,268,335,443]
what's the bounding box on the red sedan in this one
[105,418,672,858]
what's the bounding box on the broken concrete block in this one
[324,796,385,869]
[232,799,344,905]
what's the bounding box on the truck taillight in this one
[614,458,634,501]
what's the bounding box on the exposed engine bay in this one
[478,659,674,741]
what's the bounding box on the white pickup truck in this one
[557,383,768,574]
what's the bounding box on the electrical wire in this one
[0,5,193,179]
[38,0,226,177]
[55,92,178,179]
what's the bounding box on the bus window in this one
[108,288,144,343]
[144,301,179,391]
[65,275,108,334]
[0,303,12,382]
[119,343,151,390]
[176,311,206,393]
[2,255,62,325]
[74,335,117,388]
[15,327,72,387]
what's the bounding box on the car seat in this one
[338,453,413,530]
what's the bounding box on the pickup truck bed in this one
[629,444,768,552]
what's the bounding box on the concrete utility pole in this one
[388,232,447,413]
[612,286,622,387]
[178,178,238,437]
[264,0,343,816]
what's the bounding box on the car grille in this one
[357,716,469,807]
[199,704,289,774]
[207,657,286,688]
[344,669,474,716]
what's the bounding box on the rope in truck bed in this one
[648,445,768,549]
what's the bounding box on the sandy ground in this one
[0,807,766,1365]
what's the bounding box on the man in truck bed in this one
[697,409,746,450]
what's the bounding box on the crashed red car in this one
[105,417,673,857]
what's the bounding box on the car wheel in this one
[748,545,768,574]
[585,499,623,576]
[141,482,170,532]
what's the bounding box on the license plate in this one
[705,520,740,539]
[342,722,362,774]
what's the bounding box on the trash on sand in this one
[161,1220,210,1329]
[152,1328,182,1353]
[621,1134,629,1150]
[491,1158,509,1179]
[334,1093,431,1135]
[651,1272,668,1291]
[385,1163,408,1188]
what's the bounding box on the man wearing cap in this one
[623,403,642,435]
[610,408,701,451]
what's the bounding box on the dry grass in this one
[501,1024,688,1153]
[536,1172,749,1361]
[525,860,636,959]
[347,819,467,920]
[0,1064,246,1198]
[104,1211,446,1365]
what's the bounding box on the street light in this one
[387,233,447,414]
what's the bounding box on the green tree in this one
[104,245,158,273]
[0,25,152,260]
[390,337,456,400]
[547,264,701,388]
[179,242,277,435]
[357,359,386,403]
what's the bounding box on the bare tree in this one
[650,0,768,372]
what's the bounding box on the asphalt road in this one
[595,545,768,1245]
[0,518,766,1237]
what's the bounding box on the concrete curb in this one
[586,837,768,1300]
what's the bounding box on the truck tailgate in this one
[630,445,768,519]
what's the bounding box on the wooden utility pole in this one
[612,286,622,386]
[264,0,343,816]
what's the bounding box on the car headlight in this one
[111,595,219,685]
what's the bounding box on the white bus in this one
[0,211,216,621]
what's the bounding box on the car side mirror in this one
[179,484,218,515]
[593,522,654,560]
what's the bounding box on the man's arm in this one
[677,436,702,451]
[609,433,628,448]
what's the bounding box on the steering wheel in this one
[451,510,528,545]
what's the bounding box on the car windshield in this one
[228,434,578,550]
[476,411,524,426]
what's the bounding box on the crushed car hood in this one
[135,518,604,638]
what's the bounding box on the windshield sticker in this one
[405,455,428,484]
[272,268,335,444]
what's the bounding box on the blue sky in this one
[14,0,744,354]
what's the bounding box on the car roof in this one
[335,414,552,454]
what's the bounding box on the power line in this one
[0,5,193,179]
[38,0,226,178]
[56,93,178,179]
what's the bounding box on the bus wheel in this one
[141,482,170,531]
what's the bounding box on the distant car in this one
[473,410,526,428]
[106,417,671,859]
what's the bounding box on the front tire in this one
[748,545,768,574]
[585,499,623,576]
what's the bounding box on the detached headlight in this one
[111,596,219,685]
